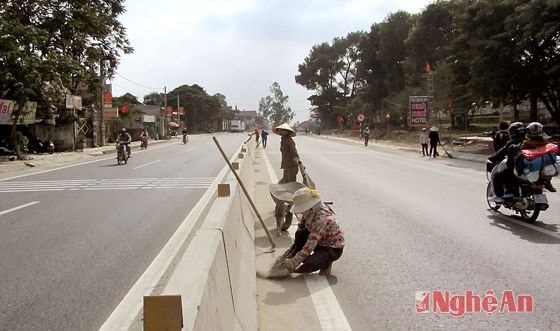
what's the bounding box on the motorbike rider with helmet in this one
[487,122,526,203]
[118,128,132,157]
[520,122,557,192]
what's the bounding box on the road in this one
[0,133,246,331]
[266,134,560,330]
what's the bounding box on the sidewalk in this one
[0,139,169,176]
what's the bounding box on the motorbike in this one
[140,136,148,149]
[182,133,188,144]
[28,137,55,154]
[486,160,554,223]
[116,141,129,165]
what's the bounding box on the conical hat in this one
[273,123,296,137]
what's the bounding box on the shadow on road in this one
[486,212,560,244]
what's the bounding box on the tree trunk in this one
[529,93,538,122]
[541,95,560,126]
[10,104,26,160]
[513,102,519,122]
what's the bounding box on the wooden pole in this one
[212,137,276,249]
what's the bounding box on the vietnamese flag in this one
[426,62,431,73]
[120,105,128,113]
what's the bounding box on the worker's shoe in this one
[319,263,332,276]
[545,181,557,192]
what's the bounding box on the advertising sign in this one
[409,96,429,127]
[0,99,37,125]
[103,108,119,118]
[143,115,156,123]
[103,92,112,109]
[65,95,83,110]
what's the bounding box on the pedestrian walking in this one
[261,130,269,148]
[363,126,370,146]
[273,123,300,232]
[419,128,429,156]
[254,128,260,144]
[429,127,441,158]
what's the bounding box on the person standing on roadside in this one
[273,123,300,232]
[429,127,441,158]
[420,128,429,156]
[493,121,510,152]
[363,126,370,146]
[261,130,269,148]
[254,127,260,144]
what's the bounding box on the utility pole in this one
[177,94,180,127]
[99,60,105,146]
[163,86,167,139]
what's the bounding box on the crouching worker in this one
[282,188,345,276]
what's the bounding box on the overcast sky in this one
[112,0,433,122]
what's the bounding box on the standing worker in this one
[254,127,260,144]
[363,126,370,146]
[273,123,300,232]
[261,129,269,148]
[429,126,441,158]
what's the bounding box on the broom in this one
[440,144,454,159]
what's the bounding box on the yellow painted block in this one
[143,295,183,331]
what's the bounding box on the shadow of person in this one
[262,273,339,306]
[487,213,560,244]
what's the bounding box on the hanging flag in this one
[426,62,431,73]
[120,105,128,113]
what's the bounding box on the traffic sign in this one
[357,113,365,122]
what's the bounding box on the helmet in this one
[508,122,525,141]
[526,122,544,140]
[121,128,127,133]
[498,121,509,130]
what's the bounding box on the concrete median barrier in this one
[161,138,258,330]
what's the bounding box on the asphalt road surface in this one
[266,134,560,330]
[0,133,246,331]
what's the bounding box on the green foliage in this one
[167,84,222,132]
[258,82,294,127]
[143,92,163,106]
[295,0,560,127]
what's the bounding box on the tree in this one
[143,92,163,106]
[0,0,132,158]
[168,84,221,132]
[258,82,294,127]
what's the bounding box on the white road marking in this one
[0,177,215,193]
[493,212,560,240]
[262,150,352,330]
[132,160,161,170]
[0,201,40,216]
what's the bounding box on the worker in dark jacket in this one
[273,123,300,232]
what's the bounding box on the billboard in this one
[0,99,37,125]
[104,108,118,118]
[409,96,429,127]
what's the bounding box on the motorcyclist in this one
[140,129,149,147]
[487,122,526,203]
[117,128,132,157]
[492,121,510,152]
[181,127,188,143]
[519,122,556,192]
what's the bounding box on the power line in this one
[114,72,164,91]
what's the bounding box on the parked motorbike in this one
[116,141,129,165]
[28,137,55,154]
[486,160,554,223]
[140,136,148,149]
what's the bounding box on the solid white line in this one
[494,213,560,239]
[261,150,352,330]
[0,201,40,216]
[99,144,240,331]
[132,160,161,170]
[0,142,174,182]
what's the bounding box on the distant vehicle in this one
[230,119,246,132]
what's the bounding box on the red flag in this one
[120,105,128,113]
[426,62,431,73]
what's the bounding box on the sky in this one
[112,0,433,123]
